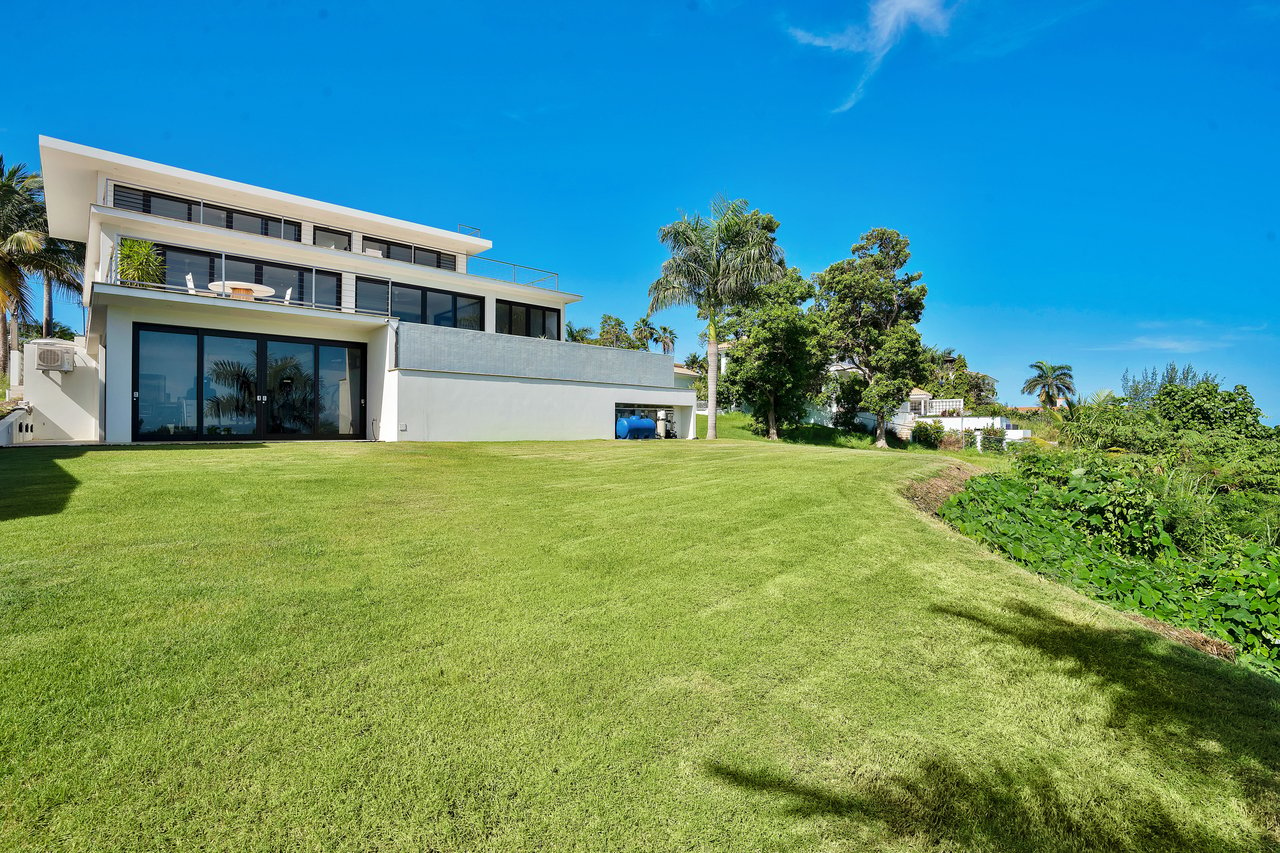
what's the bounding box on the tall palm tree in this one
[0,157,84,371]
[655,325,678,355]
[632,317,657,351]
[32,239,85,338]
[648,197,785,439]
[1021,360,1076,408]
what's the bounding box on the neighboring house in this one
[11,138,695,444]
[673,364,699,391]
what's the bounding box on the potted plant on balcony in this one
[117,239,164,285]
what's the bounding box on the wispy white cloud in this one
[789,0,956,112]
[1090,336,1231,355]
[1090,323,1270,354]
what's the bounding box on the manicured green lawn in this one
[2,440,1277,851]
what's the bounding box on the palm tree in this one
[648,197,785,439]
[564,321,595,344]
[32,239,85,338]
[655,325,678,355]
[1021,360,1076,409]
[0,157,84,371]
[632,317,657,351]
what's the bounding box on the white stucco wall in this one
[97,291,386,442]
[21,341,101,441]
[393,370,695,441]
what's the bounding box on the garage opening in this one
[615,403,679,439]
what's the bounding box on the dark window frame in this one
[356,278,486,329]
[361,233,458,272]
[113,184,301,242]
[150,241,343,308]
[131,321,367,442]
[314,227,352,252]
[496,298,560,340]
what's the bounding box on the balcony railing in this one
[463,256,558,290]
[102,180,559,291]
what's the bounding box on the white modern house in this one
[6,138,695,444]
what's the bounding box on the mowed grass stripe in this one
[1,440,1277,852]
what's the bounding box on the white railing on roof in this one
[923,398,965,416]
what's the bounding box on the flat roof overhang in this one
[39,136,495,256]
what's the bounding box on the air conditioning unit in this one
[35,345,75,372]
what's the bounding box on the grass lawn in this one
[2,440,1278,851]
[698,411,1005,468]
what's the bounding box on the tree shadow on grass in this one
[707,752,1270,852]
[706,602,1280,851]
[932,601,1280,834]
[0,443,266,522]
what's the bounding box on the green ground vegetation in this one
[2,440,1278,850]
[942,380,1280,677]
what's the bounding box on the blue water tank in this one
[616,415,657,439]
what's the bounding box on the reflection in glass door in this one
[202,335,259,436]
[135,329,199,438]
[318,346,363,436]
[266,339,316,436]
[133,324,365,441]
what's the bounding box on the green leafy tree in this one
[648,196,786,439]
[632,317,657,351]
[597,314,637,349]
[1121,361,1220,408]
[923,348,997,408]
[1021,361,1076,409]
[1153,381,1269,437]
[564,321,595,344]
[816,228,928,447]
[722,270,829,439]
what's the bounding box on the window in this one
[314,228,351,252]
[362,235,457,270]
[313,271,342,308]
[134,324,366,441]
[361,237,412,261]
[392,284,423,324]
[365,281,487,328]
[158,246,220,290]
[356,277,390,314]
[112,185,300,241]
[496,299,559,340]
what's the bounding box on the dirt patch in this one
[1123,613,1237,662]
[901,462,980,515]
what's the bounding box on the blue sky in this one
[6,0,1278,418]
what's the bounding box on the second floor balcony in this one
[103,236,569,338]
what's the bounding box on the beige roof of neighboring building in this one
[673,365,699,376]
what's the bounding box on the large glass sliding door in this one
[318,346,363,436]
[133,324,366,441]
[203,335,259,436]
[135,329,199,438]
[265,339,316,437]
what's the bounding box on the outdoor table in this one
[208,280,276,301]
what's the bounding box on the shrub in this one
[941,476,1280,677]
[117,238,164,284]
[941,446,1280,677]
[979,429,1004,453]
[911,420,945,448]
[939,430,965,451]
